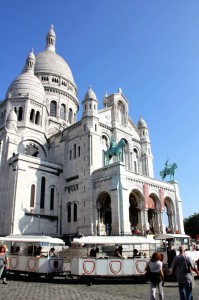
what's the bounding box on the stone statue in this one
[160,160,177,181]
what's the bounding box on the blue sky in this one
[0,0,199,219]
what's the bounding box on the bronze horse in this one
[160,162,177,181]
[104,139,126,165]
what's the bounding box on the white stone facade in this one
[0,27,184,237]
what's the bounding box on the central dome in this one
[35,50,74,82]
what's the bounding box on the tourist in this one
[145,252,164,300]
[114,245,124,258]
[49,247,56,257]
[0,244,8,284]
[90,247,99,257]
[171,246,199,300]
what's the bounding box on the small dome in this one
[6,72,46,103]
[137,116,147,129]
[84,86,97,101]
[6,50,46,103]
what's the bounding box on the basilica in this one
[0,26,184,237]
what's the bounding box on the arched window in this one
[67,204,71,222]
[30,184,35,207]
[50,188,54,210]
[74,144,76,159]
[18,107,23,121]
[30,109,35,122]
[60,104,66,120]
[74,203,77,222]
[35,111,40,125]
[134,161,137,173]
[40,176,46,209]
[68,108,73,124]
[50,101,57,117]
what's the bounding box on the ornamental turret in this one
[137,116,154,177]
[82,86,98,118]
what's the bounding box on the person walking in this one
[171,245,199,300]
[145,252,164,300]
[0,244,9,284]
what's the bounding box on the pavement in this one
[1,275,199,300]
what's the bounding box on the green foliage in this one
[184,212,199,239]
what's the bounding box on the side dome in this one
[34,50,74,82]
[6,50,46,103]
[84,86,97,101]
[6,73,46,102]
[137,116,147,129]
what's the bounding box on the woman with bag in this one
[0,244,9,284]
[145,252,164,300]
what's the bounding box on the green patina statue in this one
[104,138,125,165]
[160,160,177,181]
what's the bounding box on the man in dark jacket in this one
[171,246,199,300]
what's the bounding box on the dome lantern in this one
[45,25,56,52]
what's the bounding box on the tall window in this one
[50,101,57,117]
[30,109,35,122]
[74,203,77,222]
[78,146,80,157]
[50,188,54,210]
[68,108,73,124]
[74,144,76,159]
[134,161,137,173]
[40,177,46,209]
[60,104,66,120]
[30,184,35,207]
[67,204,71,222]
[35,111,40,125]
[18,107,23,121]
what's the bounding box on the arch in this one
[129,189,143,232]
[96,192,112,235]
[164,197,175,233]
[148,193,159,234]
[50,100,57,117]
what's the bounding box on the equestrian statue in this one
[104,138,126,165]
[160,160,177,181]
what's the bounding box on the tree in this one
[184,212,199,239]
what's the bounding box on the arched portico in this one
[148,193,161,234]
[96,192,112,235]
[129,189,144,233]
[164,197,175,233]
